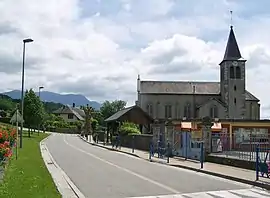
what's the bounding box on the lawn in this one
[0,132,61,198]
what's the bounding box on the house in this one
[53,103,85,123]
[136,25,260,121]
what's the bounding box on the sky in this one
[0,0,270,118]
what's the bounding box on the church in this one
[136,26,260,121]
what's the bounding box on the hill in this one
[0,94,64,114]
[2,90,101,110]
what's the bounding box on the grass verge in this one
[0,133,61,198]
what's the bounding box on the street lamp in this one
[38,86,44,135]
[20,38,34,148]
[38,86,44,98]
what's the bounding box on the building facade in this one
[136,26,260,121]
[53,103,85,123]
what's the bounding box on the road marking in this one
[128,188,270,198]
[63,136,180,194]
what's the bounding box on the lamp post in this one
[38,86,44,135]
[20,38,34,148]
[38,86,44,98]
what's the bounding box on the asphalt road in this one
[45,134,266,198]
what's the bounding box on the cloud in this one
[0,0,270,118]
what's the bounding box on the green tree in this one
[119,122,141,136]
[100,100,126,125]
[0,95,16,111]
[23,89,45,136]
[82,105,95,137]
[91,118,98,132]
[43,102,64,113]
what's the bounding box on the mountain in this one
[2,90,101,109]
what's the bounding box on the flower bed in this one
[0,125,16,166]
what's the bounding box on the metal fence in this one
[210,131,270,162]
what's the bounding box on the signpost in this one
[10,109,24,160]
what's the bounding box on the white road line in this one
[63,136,180,194]
[129,188,270,198]
[78,136,251,189]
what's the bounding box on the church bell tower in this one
[219,26,246,119]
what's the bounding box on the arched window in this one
[220,67,224,81]
[184,103,191,118]
[210,105,218,118]
[230,66,235,79]
[175,102,178,119]
[236,66,241,79]
[147,103,153,116]
[165,104,172,119]
[156,102,160,118]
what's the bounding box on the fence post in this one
[167,142,170,163]
[255,146,259,181]
[158,140,160,158]
[149,143,152,161]
[200,142,204,169]
[185,132,188,160]
[132,135,135,153]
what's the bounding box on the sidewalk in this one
[79,136,270,190]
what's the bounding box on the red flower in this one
[3,141,9,147]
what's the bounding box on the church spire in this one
[222,26,242,61]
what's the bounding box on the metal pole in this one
[167,141,170,163]
[38,88,40,135]
[200,142,204,169]
[149,142,152,161]
[38,86,43,135]
[255,147,259,181]
[16,109,18,160]
[132,135,135,153]
[20,42,26,148]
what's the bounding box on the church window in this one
[230,66,235,79]
[210,105,218,118]
[147,104,153,116]
[236,66,241,79]
[184,103,191,118]
[250,103,252,119]
[175,103,178,118]
[234,85,236,91]
[234,98,236,105]
[165,104,172,119]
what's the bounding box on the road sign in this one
[10,111,24,124]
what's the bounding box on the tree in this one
[119,122,141,136]
[23,89,45,136]
[0,95,16,112]
[100,100,126,125]
[82,105,95,139]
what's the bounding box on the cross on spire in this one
[230,10,233,28]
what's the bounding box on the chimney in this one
[72,103,75,108]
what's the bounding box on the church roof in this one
[140,81,259,101]
[140,81,219,95]
[222,26,242,61]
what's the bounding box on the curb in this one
[41,134,85,198]
[78,135,270,191]
[78,135,140,158]
[168,164,270,190]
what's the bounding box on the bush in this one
[119,122,141,136]
[0,125,16,162]
[0,117,11,124]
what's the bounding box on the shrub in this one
[119,122,141,136]
[0,117,11,124]
[0,125,16,162]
